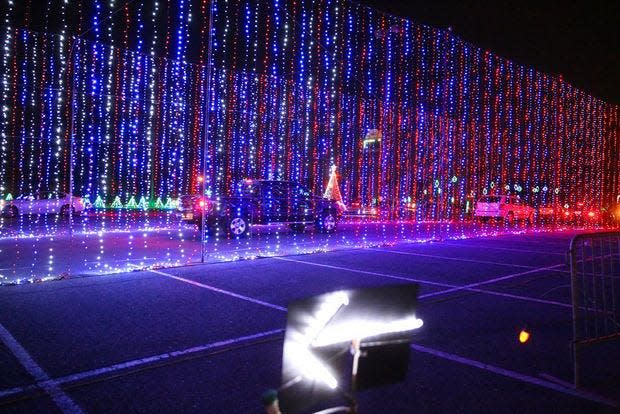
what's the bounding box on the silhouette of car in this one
[1,191,84,218]
[179,180,342,237]
[569,202,606,226]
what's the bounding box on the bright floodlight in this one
[287,342,339,390]
[311,315,424,347]
[280,284,421,414]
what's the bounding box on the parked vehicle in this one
[179,179,342,237]
[474,195,534,224]
[534,201,604,226]
[0,192,84,218]
[397,201,417,220]
[536,203,574,224]
[569,202,606,226]
[536,204,560,223]
[601,202,620,226]
[345,199,380,219]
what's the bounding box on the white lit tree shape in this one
[324,165,347,212]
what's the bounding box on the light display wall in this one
[0,0,619,282]
[207,0,620,213]
[1,0,618,212]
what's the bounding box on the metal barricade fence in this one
[568,231,620,388]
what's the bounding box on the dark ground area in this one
[1,230,619,413]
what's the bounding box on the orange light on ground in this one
[519,329,531,344]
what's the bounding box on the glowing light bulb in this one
[519,329,531,344]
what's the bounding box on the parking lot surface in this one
[1,230,618,413]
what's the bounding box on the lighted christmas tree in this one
[324,165,346,212]
[5,193,13,201]
[164,197,178,210]
[94,195,106,209]
[111,196,123,209]
[82,196,91,208]
[137,196,148,210]
[154,197,164,210]
[125,196,138,209]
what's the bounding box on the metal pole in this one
[568,235,581,388]
[201,0,215,263]
[68,38,78,244]
[349,339,360,414]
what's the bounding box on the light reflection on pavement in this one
[0,212,582,285]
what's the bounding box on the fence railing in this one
[568,231,620,388]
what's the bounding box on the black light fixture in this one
[279,284,422,414]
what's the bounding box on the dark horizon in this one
[4,1,618,105]
[357,0,620,105]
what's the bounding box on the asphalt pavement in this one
[1,230,619,413]
[0,212,576,284]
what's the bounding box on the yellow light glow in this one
[519,329,530,344]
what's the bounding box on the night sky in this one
[6,1,618,104]
[357,1,620,105]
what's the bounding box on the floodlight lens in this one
[312,316,423,347]
[290,343,339,389]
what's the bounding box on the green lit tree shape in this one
[164,197,178,210]
[137,196,148,210]
[94,195,106,209]
[125,196,138,209]
[154,197,164,209]
[111,196,123,209]
[82,196,91,208]
[5,193,13,201]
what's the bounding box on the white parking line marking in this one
[419,263,566,299]
[411,343,617,408]
[0,384,38,400]
[56,328,284,384]
[0,329,284,400]
[272,256,458,285]
[3,323,610,408]
[0,323,84,413]
[440,242,567,256]
[373,248,567,271]
[456,290,571,308]
[273,257,571,307]
[149,269,286,311]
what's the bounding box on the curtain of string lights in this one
[0,0,618,281]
